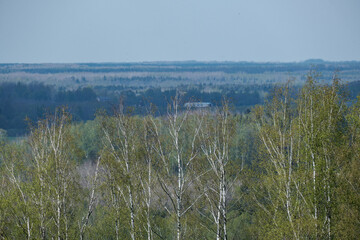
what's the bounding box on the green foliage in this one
[0,71,359,239]
[250,72,359,239]
[71,118,102,162]
[0,129,6,142]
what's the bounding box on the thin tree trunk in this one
[221,170,227,240]
[147,156,152,240]
[80,156,101,240]
[129,187,135,240]
[216,180,222,240]
[57,193,61,240]
[26,217,31,240]
[177,152,182,240]
[115,219,119,240]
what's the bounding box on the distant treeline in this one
[1,61,360,74]
[0,82,265,136]
[115,86,262,112]
[2,79,360,136]
[0,83,101,136]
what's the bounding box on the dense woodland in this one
[0,82,264,136]
[0,72,360,239]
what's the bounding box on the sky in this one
[0,0,359,63]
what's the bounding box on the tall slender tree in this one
[149,95,204,240]
[198,104,238,240]
[101,105,144,240]
[253,74,347,239]
[28,108,80,240]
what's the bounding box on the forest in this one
[0,71,359,239]
[0,82,265,136]
[2,61,360,137]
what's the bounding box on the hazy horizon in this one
[1,59,359,65]
[1,0,360,63]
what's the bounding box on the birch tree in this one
[296,73,346,239]
[1,143,35,240]
[140,116,158,240]
[149,96,203,240]
[101,106,144,240]
[253,84,304,239]
[253,74,347,239]
[198,105,238,240]
[79,155,101,240]
[337,94,360,239]
[28,108,80,240]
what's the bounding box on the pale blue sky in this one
[0,0,359,63]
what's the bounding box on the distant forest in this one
[1,61,360,89]
[1,60,360,74]
[0,82,265,136]
[1,61,360,136]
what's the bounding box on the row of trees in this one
[0,99,244,239]
[0,82,101,136]
[0,73,359,239]
[0,81,265,136]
